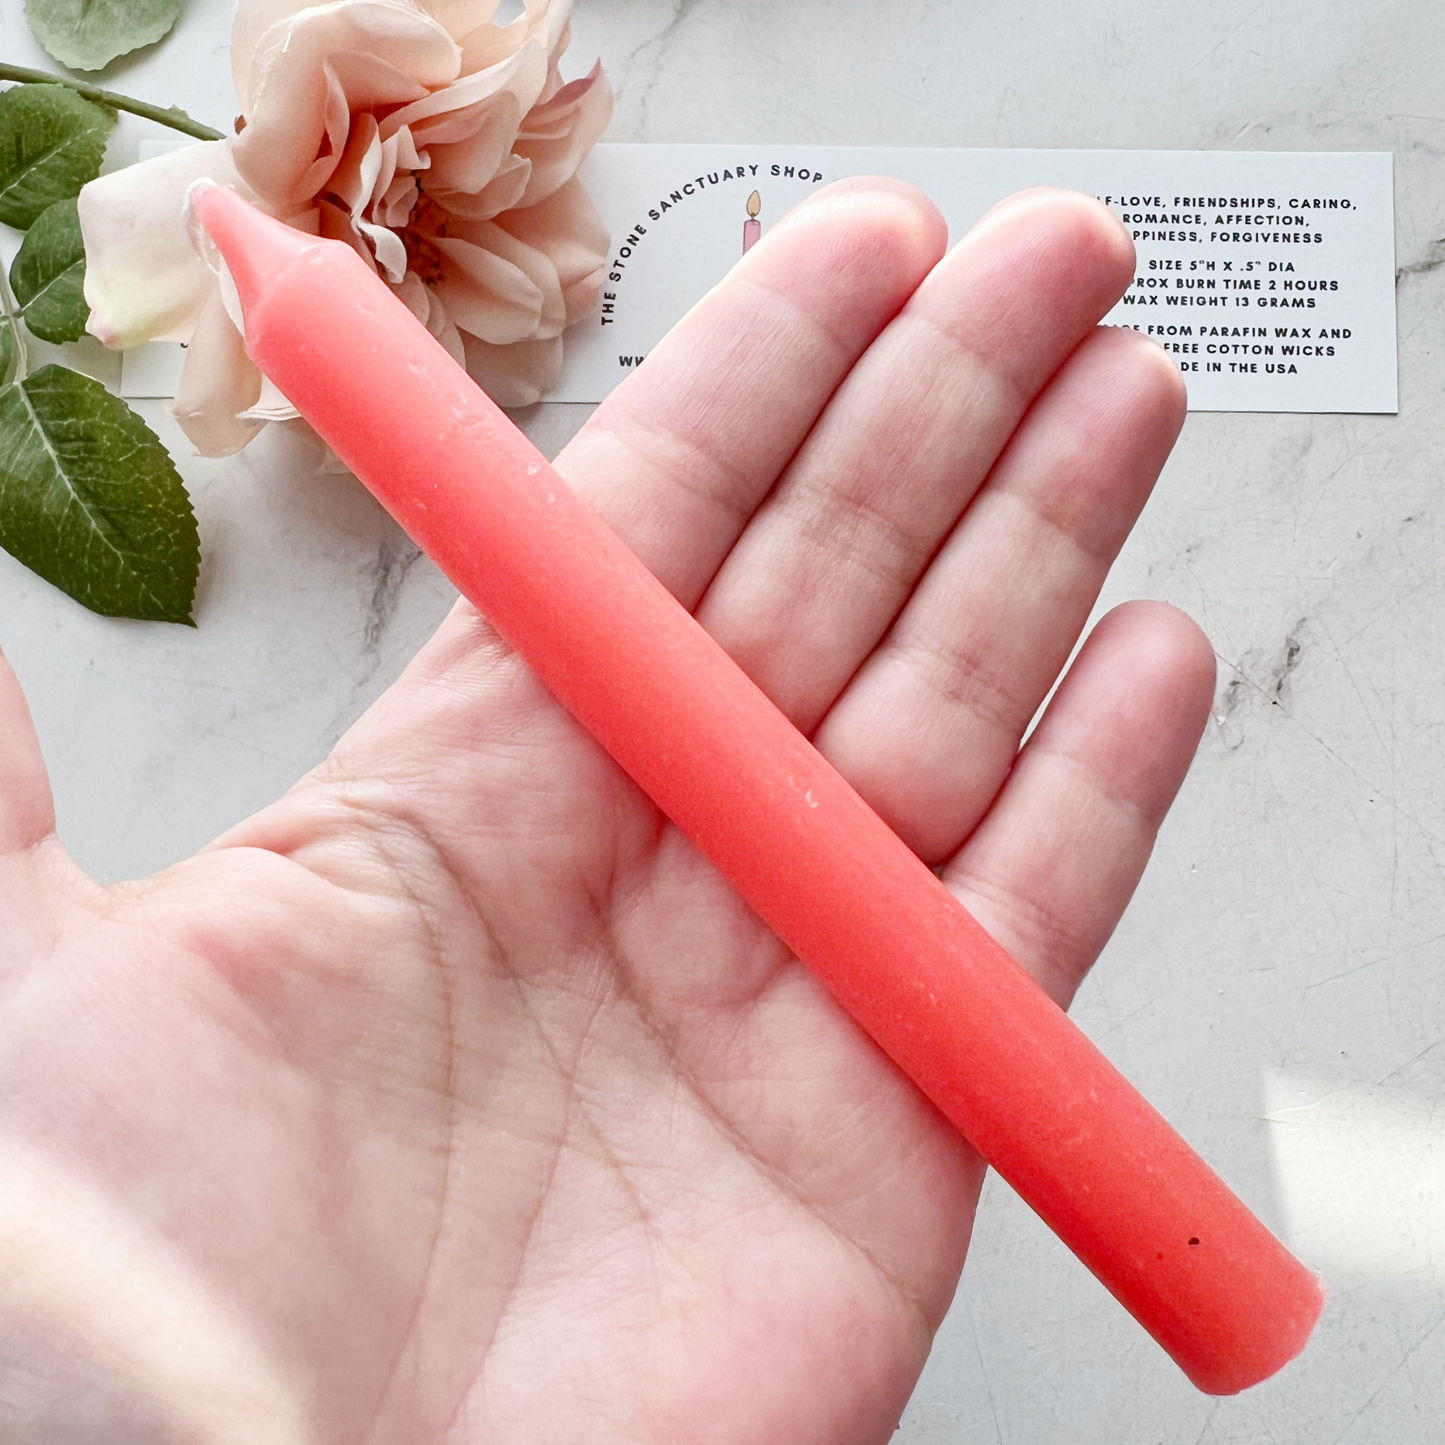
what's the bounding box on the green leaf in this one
[0,319,20,387]
[0,83,114,229]
[0,365,199,623]
[10,197,87,343]
[24,0,185,73]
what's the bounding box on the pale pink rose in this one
[79,0,611,456]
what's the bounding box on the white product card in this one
[555,145,1397,414]
[121,145,1397,414]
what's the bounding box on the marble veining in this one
[359,535,426,673]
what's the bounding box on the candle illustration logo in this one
[743,190,762,253]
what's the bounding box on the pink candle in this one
[743,188,762,252]
[194,185,1323,1394]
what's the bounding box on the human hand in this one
[0,183,1214,1445]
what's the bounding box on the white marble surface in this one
[3,0,1445,1440]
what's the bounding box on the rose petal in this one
[430,236,544,344]
[327,112,383,215]
[561,265,604,328]
[321,114,410,280]
[431,217,565,341]
[230,0,453,111]
[377,175,420,228]
[235,1,457,213]
[171,288,265,456]
[430,306,467,368]
[240,373,300,422]
[535,16,576,104]
[429,151,531,220]
[283,208,324,236]
[392,272,467,368]
[369,127,416,212]
[391,125,428,173]
[379,37,546,142]
[315,198,382,272]
[539,0,573,62]
[79,141,253,349]
[231,0,320,110]
[494,176,607,325]
[455,21,525,77]
[514,61,611,207]
[416,0,504,47]
[393,271,431,322]
[461,331,562,407]
[359,220,409,282]
[420,93,525,193]
[453,0,547,73]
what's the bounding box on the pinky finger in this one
[941,601,1216,1010]
[0,647,59,859]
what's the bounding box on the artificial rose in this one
[79,0,611,456]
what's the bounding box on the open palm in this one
[0,184,1213,1445]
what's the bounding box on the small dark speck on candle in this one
[1189,1237,1201,1246]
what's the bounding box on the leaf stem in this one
[0,63,225,141]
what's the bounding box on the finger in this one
[554,177,949,606]
[342,181,947,777]
[814,326,1186,862]
[941,601,1215,1009]
[692,189,1136,732]
[0,647,57,858]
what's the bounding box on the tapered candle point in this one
[190,183,323,322]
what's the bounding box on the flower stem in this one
[0,63,225,141]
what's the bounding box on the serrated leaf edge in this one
[0,85,114,227]
[6,371,197,621]
[25,0,185,76]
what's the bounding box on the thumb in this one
[0,646,59,857]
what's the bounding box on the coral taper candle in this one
[194,184,1323,1394]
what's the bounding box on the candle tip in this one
[746,189,761,219]
[189,185,326,333]
[183,179,223,276]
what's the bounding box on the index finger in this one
[556,177,949,607]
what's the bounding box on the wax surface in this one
[195,186,1324,1394]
